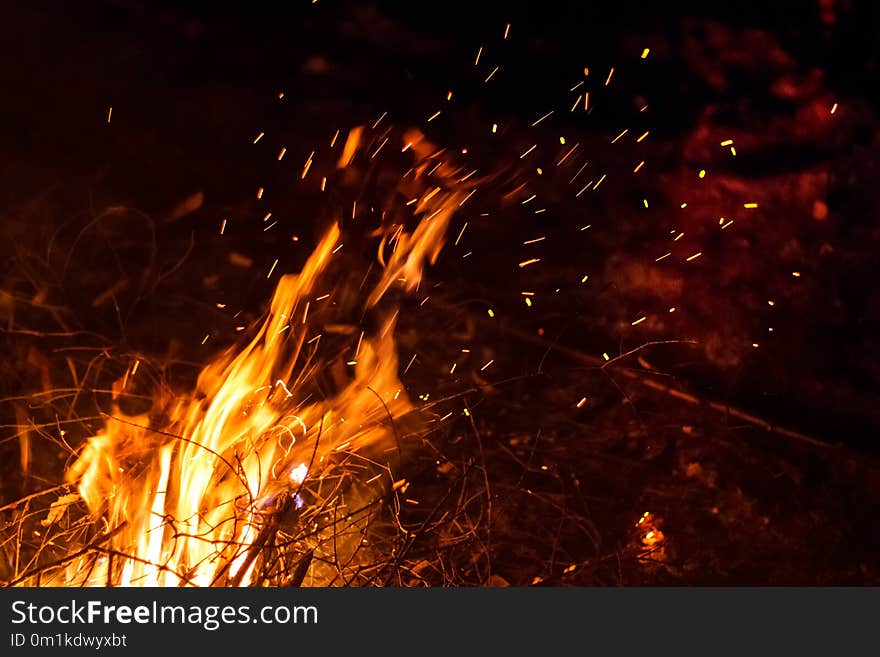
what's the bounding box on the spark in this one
[354,330,364,359]
[484,66,500,82]
[641,48,650,59]
[504,23,511,39]
[520,144,537,158]
[427,110,442,122]
[634,160,645,173]
[720,139,733,146]
[475,46,483,66]
[371,111,387,129]
[455,222,468,245]
[301,153,314,178]
[518,258,541,268]
[605,67,615,86]
[576,397,588,409]
[531,110,554,127]
[611,129,628,144]
[830,102,838,114]
[631,316,647,326]
[371,137,389,159]
[330,129,340,147]
[686,252,702,262]
[220,219,227,235]
[253,132,264,144]
[480,359,494,371]
[267,259,279,278]
[636,131,650,143]
[107,106,113,124]
[277,147,287,161]
[257,187,264,199]
[744,202,759,209]
[699,169,706,178]
[523,236,545,245]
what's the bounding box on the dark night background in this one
[1,0,879,584]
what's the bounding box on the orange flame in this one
[51,128,463,586]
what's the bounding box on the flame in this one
[49,128,463,586]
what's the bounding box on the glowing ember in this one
[289,464,308,484]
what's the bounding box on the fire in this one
[42,128,463,587]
